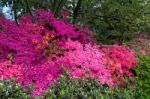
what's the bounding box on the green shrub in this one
[40,75,104,99]
[39,75,138,99]
[91,0,146,44]
[133,55,150,99]
[138,15,150,33]
[0,78,30,99]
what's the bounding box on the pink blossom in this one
[140,50,146,55]
[0,9,138,96]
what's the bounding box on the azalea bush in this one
[1,55,150,99]
[34,55,150,99]
[102,45,137,86]
[0,9,138,96]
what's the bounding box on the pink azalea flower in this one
[140,50,146,55]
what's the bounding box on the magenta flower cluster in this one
[0,10,137,96]
[59,39,112,85]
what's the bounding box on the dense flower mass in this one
[0,60,22,79]
[102,45,137,85]
[0,10,137,96]
[59,39,112,85]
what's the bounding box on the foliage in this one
[40,75,104,99]
[138,0,150,33]
[138,15,150,33]
[0,79,30,99]
[133,55,150,99]
[88,0,148,43]
[39,75,138,99]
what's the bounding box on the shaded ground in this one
[126,32,150,55]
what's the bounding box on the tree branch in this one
[25,0,34,17]
[73,0,82,24]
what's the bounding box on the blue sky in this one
[2,6,12,19]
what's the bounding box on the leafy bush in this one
[40,75,139,99]
[85,0,148,43]
[41,75,104,99]
[0,79,30,99]
[133,55,150,99]
[138,15,150,33]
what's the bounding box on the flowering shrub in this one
[0,10,138,96]
[0,18,46,64]
[60,41,137,86]
[102,45,137,85]
[59,39,112,85]
[0,9,92,64]
[19,60,63,96]
[20,9,93,44]
[0,61,22,79]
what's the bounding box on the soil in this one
[126,32,150,55]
